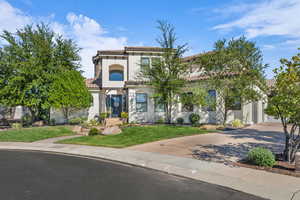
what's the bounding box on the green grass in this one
[58,125,213,148]
[0,126,75,142]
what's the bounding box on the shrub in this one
[69,117,87,125]
[121,112,128,119]
[247,147,276,167]
[176,117,184,124]
[88,128,99,136]
[100,112,109,122]
[88,119,100,126]
[192,122,201,127]
[156,117,164,124]
[189,113,200,125]
[232,119,243,128]
[69,117,82,125]
[81,121,90,129]
[11,123,22,129]
[50,119,56,126]
[21,113,32,126]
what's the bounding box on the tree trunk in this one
[283,134,290,162]
[282,124,300,163]
[28,107,36,123]
[62,107,69,124]
[223,107,228,126]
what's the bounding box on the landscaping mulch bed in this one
[233,160,300,178]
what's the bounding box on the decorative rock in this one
[80,128,90,136]
[33,120,44,127]
[102,126,122,135]
[296,152,300,173]
[104,118,123,127]
[72,125,82,134]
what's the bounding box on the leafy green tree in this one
[179,86,210,110]
[197,37,267,125]
[49,70,92,123]
[0,23,81,122]
[265,50,300,163]
[138,21,189,123]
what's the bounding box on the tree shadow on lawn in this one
[192,142,284,164]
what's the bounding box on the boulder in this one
[104,118,123,127]
[102,126,122,135]
[80,128,90,136]
[72,125,82,134]
[33,120,44,127]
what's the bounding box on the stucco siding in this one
[102,58,127,88]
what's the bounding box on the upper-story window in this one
[109,64,124,81]
[141,57,150,69]
[109,70,124,81]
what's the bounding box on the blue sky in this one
[1,0,299,78]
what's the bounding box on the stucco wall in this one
[128,55,162,81]
[127,87,263,125]
[102,58,128,88]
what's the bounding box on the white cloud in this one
[213,3,258,16]
[64,13,127,77]
[262,44,275,50]
[213,0,300,39]
[0,1,128,78]
[0,0,32,32]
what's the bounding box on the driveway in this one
[0,150,265,200]
[127,123,285,163]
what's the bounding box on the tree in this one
[0,23,81,122]
[49,70,92,123]
[197,37,267,125]
[265,50,300,163]
[138,21,189,123]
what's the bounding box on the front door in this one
[111,95,122,117]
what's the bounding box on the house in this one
[61,46,269,125]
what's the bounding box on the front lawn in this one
[58,125,213,148]
[0,126,75,142]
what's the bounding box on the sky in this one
[0,0,299,79]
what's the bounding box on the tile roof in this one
[182,51,212,62]
[97,50,125,55]
[85,78,100,89]
[124,46,163,52]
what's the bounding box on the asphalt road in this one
[0,150,266,200]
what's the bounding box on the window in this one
[181,92,194,112]
[141,57,150,69]
[154,97,165,112]
[202,90,216,111]
[136,93,147,112]
[109,70,123,81]
[226,96,242,110]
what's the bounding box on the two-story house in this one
[70,46,268,125]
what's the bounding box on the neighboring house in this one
[66,46,269,125]
[0,106,25,121]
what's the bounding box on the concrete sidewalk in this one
[0,142,299,200]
